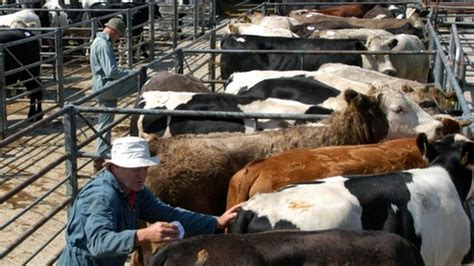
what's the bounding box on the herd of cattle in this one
[122,2,474,266]
[1,0,472,265]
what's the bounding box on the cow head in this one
[362,35,398,77]
[417,132,474,201]
[403,85,458,115]
[369,86,443,141]
[343,89,389,143]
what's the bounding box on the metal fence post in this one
[174,48,184,73]
[148,1,156,60]
[55,29,64,107]
[126,8,133,68]
[208,31,216,92]
[0,45,5,139]
[434,51,444,88]
[173,0,178,49]
[91,18,98,44]
[262,2,267,15]
[193,0,199,39]
[64,105,78,201]
[211,0,216,28]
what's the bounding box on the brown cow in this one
[305,4,375,18]
[141,71,209,93]
[289,11,422,31]
[226,137,427,209]
[145,89,388,216]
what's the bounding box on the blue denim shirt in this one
[90,32,130,92]
[58,169,218,266]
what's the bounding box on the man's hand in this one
[135,221,179,245]
[216,203,243,230]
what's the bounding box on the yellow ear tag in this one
[196,249,209,265]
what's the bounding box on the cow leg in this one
[25,79,43,121]
[28,87,43,121]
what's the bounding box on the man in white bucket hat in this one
[58,136,241,265]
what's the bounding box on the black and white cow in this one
[235,76,340,105]
[149,230,424,266]
[1,29,42,120]
[133,91,332,138]
[220,34,364,79]
[230,133,473,266]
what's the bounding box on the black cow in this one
[149,230,424,266]
[220,34,364,80]
[237,76,340,105]
[0,30,42,120]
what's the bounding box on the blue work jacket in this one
[90,32,130,92]
[58,169,218,266]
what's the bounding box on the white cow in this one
[224,69,443,140]
[43,0,70,28]
[242,13,301,30]
[309,28,393,40]
[226,22,299,38]
[362,34,429,82]
[0,9,40,28]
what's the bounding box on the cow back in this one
[220,34,363,79]
[0,29,40,87]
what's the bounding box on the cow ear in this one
[460,142,474,166]
[459,120,472,128]
[401,85,413,93]
[416,133,432,161]
[388,39,398,49]
[343,89,359,105]
[228,23,238,33]
[376,92,383,105]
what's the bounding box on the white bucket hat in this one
[106,136,160,168]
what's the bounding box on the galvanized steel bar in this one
[183,49,436,55]
[126,8,134,69]
[208,30,216,92]
[148,1,155,60]
[193,0,199,39]
[173,0,178,49]
[0,177,68,230]
[427,21,472,117]
[0,198,71,259]
[74,106,330,121]
[0,108,66,147]
[0,153,68,204]
[55,28,65,107]
[0,44,5,139]
[64,106,78,200]
[71,71,140,106]
[451,24,465,79]
[23,223,67,264]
